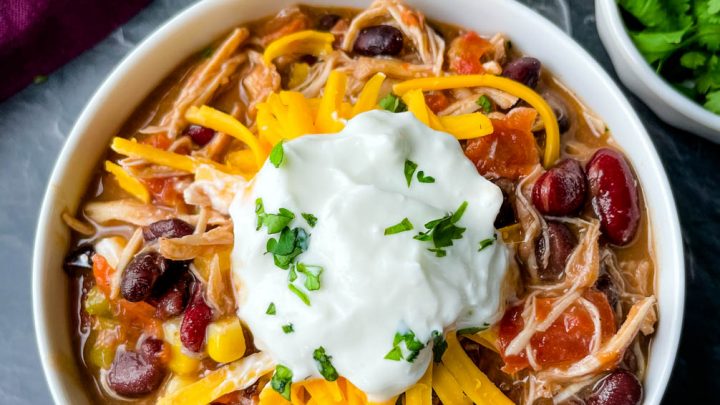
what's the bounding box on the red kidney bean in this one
[121,252,168,302]
[532,158,587,216]
[63,244,94,274]
[180,286,213,352]
[503,57,541,88]
[535,221,577,281]
[586,148,640,246]
[353,25,404,56]
[107,348,165,397]
[143,218,194,241]
[317,14,341,31]
[586,369,643,405]
[184,125,215,146]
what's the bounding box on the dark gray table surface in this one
[0,1,716,403]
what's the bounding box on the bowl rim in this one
[32,0,685,404]
[595,0,720,133]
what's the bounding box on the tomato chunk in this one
[141,133,172,150]
[92,254,114,297]
[448,31,493,74]
[424,91,450,114]
[144,176,185,208]
[464,108,540,179]
[497,290,616,373]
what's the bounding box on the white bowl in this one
[32,0,685,403]
[596,0,720,142]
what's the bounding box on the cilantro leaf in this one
[282,323,294,333]
[271,365,293,400]
[414,201,468,257]
[379,94,407,113]
[629,28,689,64]
[266,227,309,269]
[384,218,414,235]
[270,141,285,168]
[618,0,667,28]
[301,213,318,227]
[266,302,276,315]
[288,284,311,306]
[476,95,492,113]
[384,346,403,361]
[313,347,339,381]
[478,235,496,252]
[680,51,708,69]
[417,171,435,183]
[296,263,323,291]
[404,159,418,186]
[705,90,720,113]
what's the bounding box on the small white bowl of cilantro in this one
[596,0,720,142]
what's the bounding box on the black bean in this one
[138,338,166,365]
[107,348,165,397]
[353,25,404,56]
[64,244,94,274]
[586,369,643,405]
[153,270,193,319]
[317,14,341,31]
[493,178,517,228]
[121,252,168,302]
[503,57,542,88]
[143,218,194,241]
[535,221,577,281]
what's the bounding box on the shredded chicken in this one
[84,199,225,227]
[342,0,444,74]
[291,52,341,98]
[206,253,236,316]
[156,28,250,138]
[513,165,545,281]
[158,224,233,261]
[62,211,94,235]
[243,51,281,116]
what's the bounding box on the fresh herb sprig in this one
[271,365,293,400]
[313,347,339,381]
[384,330,426,363]
[414,201,469,257]
[618,0,720,114]
[384,218,414,235]
[379,93,408,113]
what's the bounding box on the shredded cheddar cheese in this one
[104,161,150,203]
[432,363,472,405]
[352,72,386,116]
[316,70,348,133]
[185,105,266,169]
[393,74,560,167]
[401,89,493,140]
[442,332,514,405]
[405,361,433,405]
[263,30,335,65]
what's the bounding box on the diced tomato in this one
[143,176,184,207]
[498,290,616,373]
[448,31,494,74]
[114,300,163,339]
[464,108,540,179]
[91,254,114,297]
[425,91,450,114]
[141,132,172,150]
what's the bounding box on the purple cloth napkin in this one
[0,0,150,101]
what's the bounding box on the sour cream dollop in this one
[230,111,507,400]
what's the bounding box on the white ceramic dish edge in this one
[596,0,720,142]
[33,0,685,404]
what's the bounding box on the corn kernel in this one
[163,319,201,376]
[207,317,246,364]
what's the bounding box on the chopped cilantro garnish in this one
[385,330,425,363]
[384,218,414,235]
[430,331,447,362]
[288,284,310,306]
[255,199,295,234]
[266,227,308,269]
[266,302,276,315]
[414,201,468,257]
[313,347,339,381]
[478,235,496,252]
[269,141,285,168]
[384,346,403,361]
[301,213,318,227]
[296,263,323,291]
[379,93,407,113]
[404,159,418,187]
[476,95,492,113]
[416,171,435,183]
[282,323,294,333]
[271,365,293,400]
